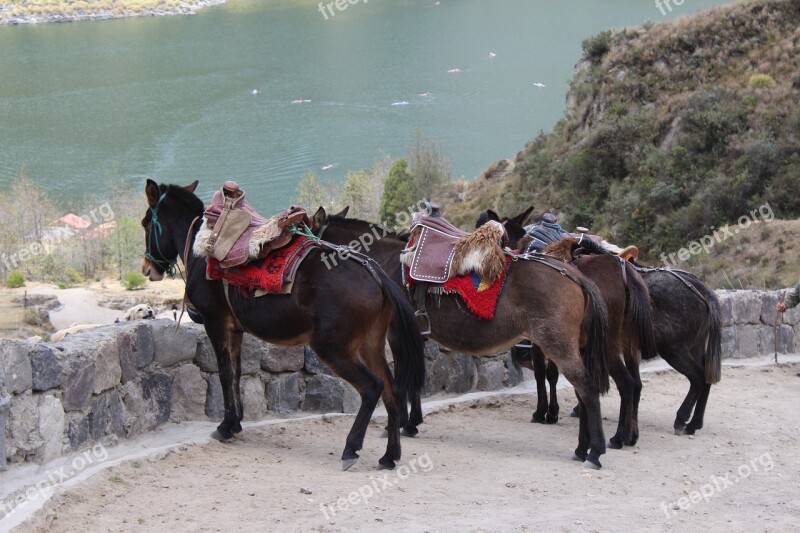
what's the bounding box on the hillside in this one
[444,0,800,288]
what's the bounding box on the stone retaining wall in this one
[1,289,798,472]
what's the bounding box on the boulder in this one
[7,392,43,461]
[261,344,305,373]
[424,351,450,396]
[729,291,762,325]
[266,373,302,415]
[0,339,33,394]
[170,365,207,421]
[119,381,150,437]
[721,325,738,359]
[0,394,10,471]
[304,347,333,376]
[30,343,62,391]
[505,353,524,387]
[152,320,201,367]
[141,372,173,425]
[241,376,266,420]
[205,374,225,420]
[240,335,265,375]
[477,360,505,391]
[444,353,477,394]
[302,374,345,412]
[37,395,65,462]
[195,337,218,373]
[61,358,95,412]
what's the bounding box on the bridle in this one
[144,192,178,277]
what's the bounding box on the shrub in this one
[748,74,775,89]
[582,30,612,64]
[123,272,147,291]
[66,268,84,285]
[5,271,24,288]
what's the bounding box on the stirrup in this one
[414,310,432,337]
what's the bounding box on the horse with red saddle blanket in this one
[140,180,425,471]
[313,206,614,469]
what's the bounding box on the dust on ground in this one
[16,363,800,533]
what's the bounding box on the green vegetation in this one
[5,271,24,288]
[443,0,800,288]
[122,271,147,291]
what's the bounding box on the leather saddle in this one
[404,206,507,284]
[195,181,309,269]
[404,210,468,283]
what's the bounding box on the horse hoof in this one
[570,406,580,418]
[582,459,602,470]
[608,437,623,449]
[545,414,559,424]
[378,457,396,470]
[211,430,232,442]
[380,430,389,438]
[531,414,547,424]
[341,458,359,471]
[674,425,687,435]
[401,426,419,437]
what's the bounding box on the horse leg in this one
[362,326,402,469]
[685,383,712,434]
[546,347,606,468]
[531,347,550,424]
[545,359,560,423]
[625,348,643,446]
[659,348,705,435]
[315,346,385,470]
[608,353,635,450]
[205,317,244,440]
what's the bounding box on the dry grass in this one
[0,0,218,23]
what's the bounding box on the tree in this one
[295,171,325,209]
[380,159,419,226]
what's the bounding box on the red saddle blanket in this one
[206,236,318,294]
[406,256,512,320]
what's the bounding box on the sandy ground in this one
[10,361,800,533]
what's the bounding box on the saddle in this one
[193,181,310,269]
[403,208,506,284]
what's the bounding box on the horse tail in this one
[680,272,722,384]
[622,260,658,360]
[374,265,426,402]
[577,275,611,394]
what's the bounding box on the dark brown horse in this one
[497,208,721,437]
[140,180,425,470]
[483,211,657,449]
[313,209,613,469]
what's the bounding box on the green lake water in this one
[0,0,733,210]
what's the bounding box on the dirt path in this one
[14,362,800,533]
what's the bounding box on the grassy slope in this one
[0,0,222,23]
[443,0,800,288]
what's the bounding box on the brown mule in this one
[140,181,425,471]
[313,208,613,469]
[487,211,657,449]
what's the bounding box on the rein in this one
[145,192,178,277]
[175,215,202,328]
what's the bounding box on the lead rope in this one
[175,215,202,331]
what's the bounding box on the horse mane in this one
[164,183,205,214]
[544,236,579,262]
[328,215,406,241]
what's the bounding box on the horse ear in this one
[513,206,534,226]
[333,206,350,218]
[487,209,500,222]
[145,179,160,207]
[184,180,199,193]
[312,206,327,232]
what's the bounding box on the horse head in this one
[141,179,201,281]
